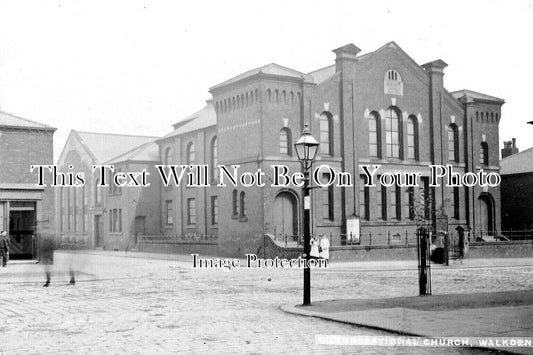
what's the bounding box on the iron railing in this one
[139,233,218,244]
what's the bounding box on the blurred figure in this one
[309,236,320,260]
[319,234,330,261]
[0,231,9,267]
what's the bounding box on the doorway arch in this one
[273,190,299,242]
[477,193,495,235]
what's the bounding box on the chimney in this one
[501,138,519,158]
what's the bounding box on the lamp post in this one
[294,123,319,306]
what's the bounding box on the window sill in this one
[239,216,248,222]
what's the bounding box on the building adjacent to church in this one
[0,111,56,260]
[500,144,533,233]
[157,41,505,255]
[55,130,160,250]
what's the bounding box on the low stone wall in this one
[261,235,533,261]
[468,241,533,258]
[139,242,219,257]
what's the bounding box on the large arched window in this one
[186,142,195,165]
[385,107,401,158]
[320,112,333,156]
[211,137,218,182]
[407,115,419,160]
[480,142,488,166]
[368,112,381,158]
[164,147,173,165]
[280,128,292,156]
[447,124,459,162]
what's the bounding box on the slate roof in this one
[74,131,158,163]
[159,101,216,140]
[105,141,159,164]
[451,89,505,104]
[210,63,313,91]
[0,111,56,131]
[500,147,533,175]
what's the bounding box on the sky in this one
[0,0,532,161]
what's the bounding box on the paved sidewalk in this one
[282,290,533,355]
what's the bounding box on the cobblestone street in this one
[1,252,532,354]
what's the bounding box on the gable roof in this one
[159,101,216,141]
[210,63,313,91]
[451,89,505,104]
[500,146,533,175]
[74,131,158,163]
[105,141,159,164]
[0,111,56,131]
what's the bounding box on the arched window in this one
[447,124,459,162]
[282,90,287,104]
[290,91,294,104]
[480,142,488,166]
[232,189,238,217]
[407,116,419,160]
[267,89,272,102]
[280,128,292,156]
[368,112,381,158]
[164,147,173,165]
[245,93,249,107]
[239,191,246,218]
[320,112,333,156]
[211,137,218,182]
[385,107,402,158]
[275,89,279,103]
[186,142,195,165]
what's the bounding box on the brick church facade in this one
[157,41,504,255]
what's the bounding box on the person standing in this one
[319,234,330,261]
[0,231,9,267]
[309,236,320,260]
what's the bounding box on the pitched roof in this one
[500,146,533,175]
[307,65,336,85]
[451,89,505,104]
[159,101,216,141]
[210,63,313,91]
[0,111,56,131]
[105,141,159,164]
[74,131,158,163]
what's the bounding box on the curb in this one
[280,304,524,355]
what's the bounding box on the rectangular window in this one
[118,209,122,233]
[421,177,431,220]
[377,177,387,220]
[187,198,196,225]
[390,184,401,220]
[321,173,334,221]
[359,175,370,220]
[211,196,218,225]
[113,209,118,232]
[406,187,415,220]
[165,200,173,226]
[450,187,460,219]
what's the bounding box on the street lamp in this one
[294,123,319,306]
